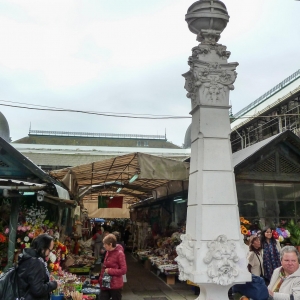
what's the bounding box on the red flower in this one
[0,233,6,243]
[272,230,279,239]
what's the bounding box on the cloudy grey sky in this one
[0,0,299,147]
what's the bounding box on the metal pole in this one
[5,196,20,270]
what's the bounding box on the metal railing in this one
[233,69,300,119]
[29,130,166,140]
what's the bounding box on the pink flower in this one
[4,228,9,235]
[17,226,22,231]
[28,232,34,239]
[26,226,31,231]
[21,226,27,232]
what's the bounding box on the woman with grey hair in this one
[268,246,300,299]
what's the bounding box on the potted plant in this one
[286,220,300,250]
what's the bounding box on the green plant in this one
[286,220,300,246]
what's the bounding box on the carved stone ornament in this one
[175,233,195,281]
[197,29,221,44]
[192,45,211,57]
[203,235,239,285]
[183,57,238,108]
[192,44,230,60]
[215,45,231,60]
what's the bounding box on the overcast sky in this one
[0,0,299,147]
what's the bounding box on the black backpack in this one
[0,265,20,299]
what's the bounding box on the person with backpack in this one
[17,233,61,299]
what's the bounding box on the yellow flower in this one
[240,217,245,222]
[241,228,248,235]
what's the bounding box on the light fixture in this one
[174,199,187,204]
[116,188,122,193]
[129,174,139,183]
[23,192,35,196]
[173,196,183,202]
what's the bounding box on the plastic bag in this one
[102,272,112,288]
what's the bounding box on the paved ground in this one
[122,252,198,300]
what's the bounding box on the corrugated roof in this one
[232,130,300,170]
[232,133,281,167]
[49,152,189,204]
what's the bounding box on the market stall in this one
[135,231,182,284]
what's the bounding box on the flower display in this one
[47,239,69,273]
[240,217,251,237]
[273,228,290,243]
[0,233,6,243]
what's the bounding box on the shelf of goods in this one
[136,250,179,285]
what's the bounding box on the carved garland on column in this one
[175,234,195,281]
[203,235,239,285]
[183,44,238,109]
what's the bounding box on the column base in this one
[196,283,233,300]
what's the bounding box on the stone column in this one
[175,1,251,299]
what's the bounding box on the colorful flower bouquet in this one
[48,240,69,273]
[273,228,291,243]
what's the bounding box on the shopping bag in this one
[123,274,127,283]
[102,272,112,288]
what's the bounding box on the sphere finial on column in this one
[185,0,229,44]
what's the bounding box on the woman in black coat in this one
[17,234,60,300]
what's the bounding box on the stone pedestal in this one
[175,1,251,299]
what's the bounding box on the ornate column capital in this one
[183,44,238,109]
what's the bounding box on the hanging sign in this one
[98,196,123,208]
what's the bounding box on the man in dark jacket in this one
[17,234,59,300]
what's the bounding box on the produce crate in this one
[68,266,90,274]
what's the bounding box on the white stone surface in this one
[202,171,236,205]
[203,139,232,170]
[199,107,231,138]
[201,206,240,240]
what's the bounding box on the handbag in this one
[254,252,269,285]
[102,272,112,288]
[232,274,269,300]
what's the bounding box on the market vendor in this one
[92,226,103,259]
